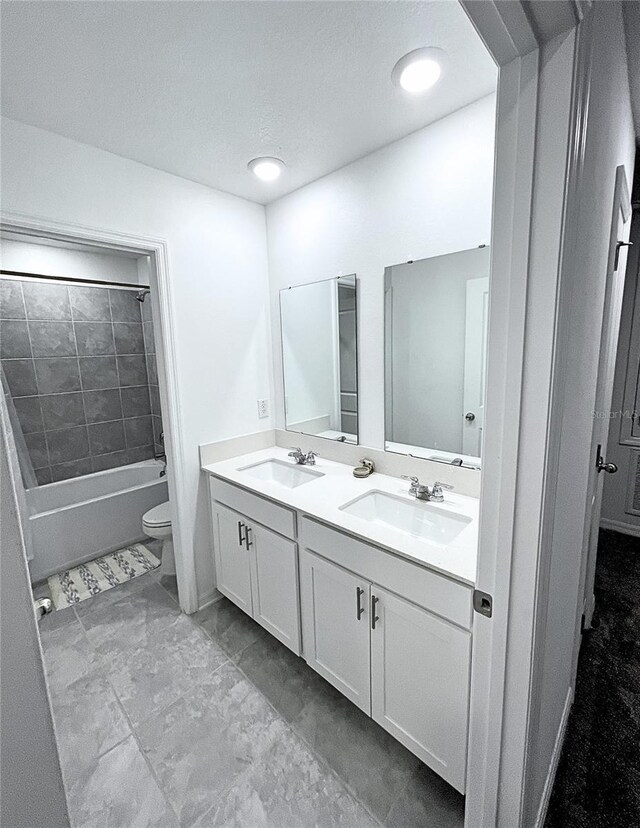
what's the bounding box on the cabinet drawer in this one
[300,517,473,630]
[209,476,296,539]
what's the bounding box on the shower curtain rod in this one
[0,269,150,291]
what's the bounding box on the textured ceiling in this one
[1,1,497,204]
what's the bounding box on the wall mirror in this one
[280,275,358,444]
[384,246,490,468]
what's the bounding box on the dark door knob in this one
[465,412,476,422]
[595,444,618,474]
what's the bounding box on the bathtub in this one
[27,460,169,582]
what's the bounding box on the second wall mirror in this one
[280,275,358,444]
[384,246,490,467]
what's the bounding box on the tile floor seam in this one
[194,614,261,663]
[66,728,179,828]
[45,583,393,827]
[43,622,137,796]
[66,573,160,631]
[190,614,387,824]
[225,645,386,827]
[131,650,381,828]
[121,650,233,732]
[178,760,255,828]
[380,762,419,828]
[123,655,260,828]
[114,691,182,827]
[156,574,181,607]
[116,602,380,828]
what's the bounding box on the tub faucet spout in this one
[155,452,167,477]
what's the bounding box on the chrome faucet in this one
[402,476,453,502]
[288,447,319,466]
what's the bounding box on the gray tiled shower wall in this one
[0,278,164,485]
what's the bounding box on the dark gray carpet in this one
[545,529,640,828]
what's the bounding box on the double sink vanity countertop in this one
[202,446,479,586]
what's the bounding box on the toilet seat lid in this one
[143,501,172,527]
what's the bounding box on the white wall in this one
[0,236,141,283]
[1,116,272,606]
[266,95,496,449]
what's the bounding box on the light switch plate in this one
[257,399,269,419]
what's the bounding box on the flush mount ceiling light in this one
[247,157,285,182]
[392,47,445,94]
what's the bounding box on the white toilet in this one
[142,501,175,576]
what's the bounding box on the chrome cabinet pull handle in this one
[237,521,246,546]
[356,586,365,620]
[245,526,253,550]
[371,595,380,630]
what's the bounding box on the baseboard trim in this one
[600,518,640,539]
[196,588,224,612]
[534,686,573,828]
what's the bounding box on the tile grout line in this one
[193,616,386,826]
[108,290,126,455]
[22,282,53,481]
[106,676,183,827]
[76,580,235,825]
[43,582,381,827]
[4,281,153,478]
[72,297,92,474]
[69,599,182,827]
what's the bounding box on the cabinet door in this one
[249,522,301,655]
[212,502,253,615]
[300,550,370,714]
[370,586,471,793]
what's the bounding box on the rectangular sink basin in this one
[340,490,471,545]
[238,458,324,489]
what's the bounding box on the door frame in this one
[0,210,199,614]
[462,275,490,457]
[460,1,589,825]
[580,165,632,630]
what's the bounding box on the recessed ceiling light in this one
[248,157,285,182]
[392,48,445,95]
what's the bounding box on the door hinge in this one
[473,589,493,618]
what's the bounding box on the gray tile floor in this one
[36,558,465,828]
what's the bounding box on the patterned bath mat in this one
[48,544,160,610]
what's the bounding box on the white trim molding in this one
[0,210,199,614]
[465,47,540,828]
[600,518,640,539]
[533,687,574,828]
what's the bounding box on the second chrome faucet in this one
[402,475,453,502]
[288,447,319,466]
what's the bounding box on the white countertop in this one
[202,447,479,586]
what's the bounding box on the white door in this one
[370,586,471,793]
[299,550,371,713]
[463,277,490,456]
[583,166,632,628]
[212,502,253,614]
[249,522,301,655]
